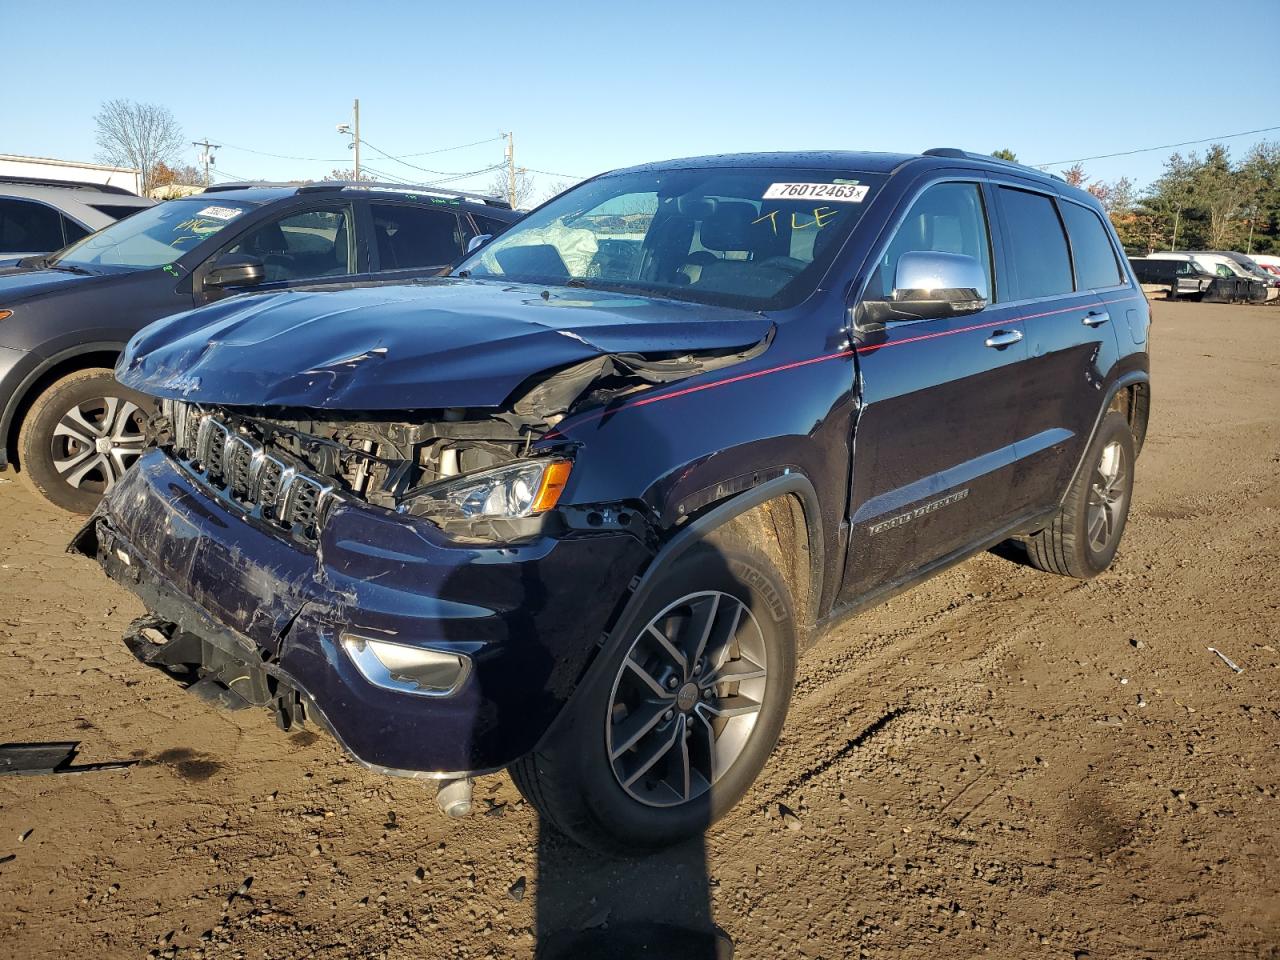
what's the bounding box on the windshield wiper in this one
[45,262,98,276]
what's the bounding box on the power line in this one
[359,137,496,177]
[390,135,503,159]
[216,134,505,166]
[1035,124,1280,168]
[208,165,254,182]
[522,166,585,180]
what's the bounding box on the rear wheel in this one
[16,368,150,514]
[1023,411,1135,579]
[511,543,796,854]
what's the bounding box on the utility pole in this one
[353,98,361,181]
[504,131,516,208]
[193,139,219,186]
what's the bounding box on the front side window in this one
[871,181,993,300]
[998,188,1073,300]
[226,207,353,283]
[0,198,66,253]
[369,203,463,269]
[455,167,885,310]
[54,198,253,269]
[1060,202,1122,290]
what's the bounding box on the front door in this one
[840,179,1027,603]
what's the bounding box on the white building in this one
[0,153,142,195]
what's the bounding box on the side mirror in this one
[204,253,266,290]
[862,250,988,324]
[466,234,493,254]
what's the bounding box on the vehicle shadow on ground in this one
[533,825,731,959]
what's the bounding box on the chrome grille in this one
[162,401,337,542]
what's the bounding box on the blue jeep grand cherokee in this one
[76,149,1150,852]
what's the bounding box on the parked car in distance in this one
[77,148,1150,853]
[1145,251,1271,302]
[1128,256,1217,298]
[1247,253,1280,277]
[0,182,519,512]
[1199,250,1280,289]
[0,177,153,261]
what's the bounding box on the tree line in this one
[994,143,1280,256]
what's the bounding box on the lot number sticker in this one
[196,205,244,221]
[763,182,869,203]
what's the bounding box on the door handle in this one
[1083,310,1110,327]
[984,329,1024,349]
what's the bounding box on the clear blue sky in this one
[4,0,1278,202]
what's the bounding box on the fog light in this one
[341,634,471,697]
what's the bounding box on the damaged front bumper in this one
[73,449,651,777]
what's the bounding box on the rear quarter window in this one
[1060,202,1122,289]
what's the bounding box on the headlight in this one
[401,458,572,523]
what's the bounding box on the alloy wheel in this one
[49,395,147,494]
[606,590,768,808]
[1086,440,1128,552]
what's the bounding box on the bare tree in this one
[94,99,185,194]
[487,168,537,209]
[323,168,373,182]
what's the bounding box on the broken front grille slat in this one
[172,404,336,543]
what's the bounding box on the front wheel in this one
[1023,410,1135,579]
[16,368,151,514]
[511,543,796,854]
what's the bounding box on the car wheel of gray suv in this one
[1023,411,1135,579]
[17,368,151,515]
[510,542,796,854]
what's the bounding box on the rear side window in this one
[1060,202,1122,289]
[370,203,464,269]
[998,188,1073,300]
[0,198,66,253]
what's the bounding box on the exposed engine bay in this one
[150,336,768,544]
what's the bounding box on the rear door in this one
[994,186,1126,517]
[840,177,1029,602]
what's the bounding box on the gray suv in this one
[0,178,153,260]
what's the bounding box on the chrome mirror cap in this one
[862,250,988,324]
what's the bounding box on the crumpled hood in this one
[118,278,774,410]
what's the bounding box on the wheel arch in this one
[526,472,824,765]
[2,342,126,470]
[1060,370,1150,507]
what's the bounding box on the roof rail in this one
[0,175,137,195]
[202,181,304,192]
[297,181,513,207]
[202,180,512,208]
[922,147,1065,182]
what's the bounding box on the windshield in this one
[455,167,885,310]
[53,198,254,269]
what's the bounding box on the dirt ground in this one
[0,299,1277,960]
